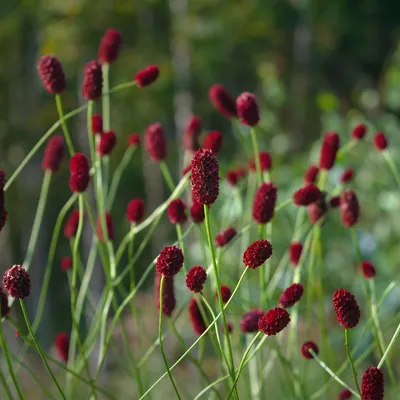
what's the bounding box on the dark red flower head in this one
[96,212,114,242]
[240,309,264,333]
[37,55,66,94]
[82,60,102,100]
[190,202,205,224]
[156,245,184,277]
[308,192,328,224]
[217,285,232,303]
[338,389,352,399]
[332,288,360,329]
[64,210,80,239]
[203,130,223,155]
[361,366,384,400]
[145,122,167,162]
[340,190,359,227]
[319,132,340,170]
[155,271,176,317]
[188,297,207,335]
[126,199,145,224]
[359,261,376,279]
[340,168,354,184]
[289,242,303,266]
[98,29,122,64]
[226,168,246,186]
[167,198,187,225]
[186,266,207,293]
[69,153,90,193]
[42,135,65,173]
[329,196,340,208]
[61,257,72,272]
[215,227,237,247]
[98,130,117,156]
[304,165,319,184]
[252,182,277,224]
[0,171,6,233]
[209,84,237,119]
[3,265,31,299]
[293,184,321,206]
[373,132,388,151]
[0,287,10,318]
[191,148,220,205]
[258,307,290,336]
[243,239,273,269]
[92,114,103,134]
[352,123,367,140]
[249,151,272,172]
[183,116,202,151]
[55,332,70,363]
[236,92,260,126]
[134,65,160,88]
[301,341,318,359]
[128,133,141,148]
[279,283,304,308]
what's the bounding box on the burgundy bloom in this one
[340,168,354,184]
[252,182,277,224]
[338,389,352,399]
[215,227,237,247]
[42,135,65,173]
[301,341,318,359]
[188,297,207,335]
[329,196,340,208]
[190,202,205,224]
[293,184,321,206]
[55,332,70,363]
[226,169,246,186]
[279,283,304,308]
[208,84,237,119]
[0,171,6,232]
[240,309,264,333]
[191,148,220,205]
[167,198,187,225]
[226,322,233,334]
[243,239,273,269]
[155,271,176,317]
[156,246,184,277]
[92,114,103,134]
[134,65,160,88]
[361,366,384,400]
[203,130,223,155]
[304,165,319,184]
[98,130,117,156]
[37,55,66,94]
[64,210,80,239]
[126,199,145,223]
[319,132,340,170]
[3,265,31,299]
[128,133,141,148]
[183,116,202,151]
[186,266,207,293]
[373,132,388,151]
[69,153,90,193]
[61,257,72,272]
[340,190,359,227]
[236,92,260,126]
[332,288,360,329]
[352,123,367,140]
[289,242,303,266]
[258,307,290,336]
[96,212,114,242]
[98,29,122,64]
[82,60,102,100]
[249,151,272,172]
[359,261,376,279]
[217,285,232,303]
[308,192,328,224]
[0,287,10,318]
[145,123,167,162]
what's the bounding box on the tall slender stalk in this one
[55,94,75,155]
[344,329,361,396]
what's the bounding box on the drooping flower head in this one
[98,130,117,156]
[145,122,167,162]
[240,309,264,333]
[361,366,384,400]
[252,182,277,224]
[236,92,260,126]
[126,199,145,224]
[155,271,176,317]
[69,153,90,193]
[98,29,122,64]
[249,151,272,172]
[82,60,103,100]
[208,84,237,119]
[96,212,114,242]
[352,123,367,140]
[188,297,207,335]
[258,307,290,336]
[243,239,273,269]
[289,242,303,266]
[37,55,66,94]
[42,135,65,173]
[55,332,70,363]
[293,184,321,206]
[215,227,237,247]
[301,341,319,359]
[203,130,223,155]
[319,132,340,170]
[156,246,184,277]
[340,190,359,227]
[304,165,319,184]
[340,168,354,184]
[373,132,388,151]
[134,65,160,88]
[279,283,304,308]
[3,265,31,299]
[332,288,360,329]
[186,266,207,293]
[167,198,187,225]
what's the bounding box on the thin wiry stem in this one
[345,329,361,396]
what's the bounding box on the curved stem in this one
[160,161,175,192]
[102,63,111,131]
[55,94,75,155]
[378,320,400,369]
[383,151,400,189]
[250,127,262,185]
[345,329,361,396]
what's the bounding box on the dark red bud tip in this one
[188,297,207,334]
[352,123,367,140]
[340,190,359,227]
[98,130,117,156]
[190,202,205,224]
[191,148,220,205]
[82,60,103,100]
[332,288,360,329]
[0,287,10,318]
[92,114,103,134]
[329,196,340,208]
[236,92,260,126]
[279,283,304,308]
[64,210,81,239]
[145,123,167,161]
[126,199,145,223]
[69,153,90,193]
[98,29,122,64]
[215,227,237,247]
[155,271,176,317]
[293,184,321,206]
[61,257,72,272]
[338,389,352,399]
[301,341,318,359]
[289,242,303,266]
[319,132,340,170]
[3,265,31,299]
[42,135,66,173]
[304,165,319,184]
[226,168,246,186]
[183,116,202,151]
[209,84,237,119]
[186,266,207,293]
[252,182,277,224]
[373,132,388,151]
[55,332,70,363]
[134,65,160,88]
[96,212,114,242]
[128,133,141,148]
[243,239,273,269]
[37,55,66,94]
[217,285,232,303]
[156,246,184,277]
[240,309,264,333]
[203,130,223,155]
[361,366,384,400]
[249,151,272,172]
[340,168,354,184]
[258,307,290,336]
[167,198,187,225]
[359,261,376,279]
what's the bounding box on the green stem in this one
[250,127,263,185]
[383,151,400,189]
[378,319,400,369]
[176,224,187,274]
[345,329,361,396]
[102,63,111,131]
[0,368,14,400]
[160,161,175,192]
[55,94,75,155]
